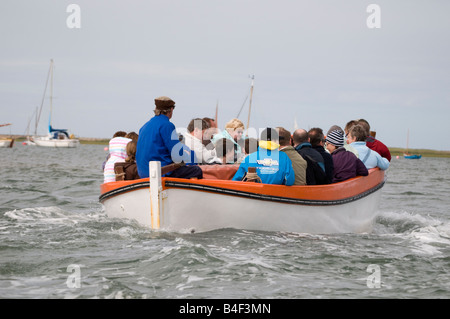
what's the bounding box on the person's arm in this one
[376,153,390,171]
[232,160,248,181]
[284,157,295,186]
[162,123,193,164]
[377,141,392,162]
[356,158,369,176]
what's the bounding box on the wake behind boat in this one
[99,162,386,234]
[33,59,79,148]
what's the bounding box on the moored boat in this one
[403,129,421,159]
[0,123,14,148]
[99,163,386,234]
[0,138,14,148]
[33,59,79,148]
[33,132,79,148]
[403,154,422,159]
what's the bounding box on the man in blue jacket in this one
[232,128,295,185]
[136,96,202,179]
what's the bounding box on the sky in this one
[1,0,449,150]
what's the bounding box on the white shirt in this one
[183,133,221,164]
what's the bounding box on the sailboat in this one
[403,129,421,159]
[0,123,15,148]
[33,59,79,148]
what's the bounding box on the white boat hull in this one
[34,137,79,148]
[103,186,381,234]
[0,139,14,148]
[100,165,386,234]
[163,189,380,234]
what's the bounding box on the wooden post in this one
[149,161,162,230]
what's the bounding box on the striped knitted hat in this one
[326,129,344,147]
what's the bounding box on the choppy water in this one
[1,145,450,300]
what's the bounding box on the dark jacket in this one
[313,145,334,182]
[295,143,324,168]
[295,143,329,185]
[330,147,368,183]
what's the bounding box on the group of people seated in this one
[103,96,391,185]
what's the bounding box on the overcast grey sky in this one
[1,0,449,150]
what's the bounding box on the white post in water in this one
[149,161,162,230]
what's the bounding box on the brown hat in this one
[155,96,175,111]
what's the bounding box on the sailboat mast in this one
[406,128,410,154]
[35,60,52,135]
[246,75,254,133]
[48,59,54,133]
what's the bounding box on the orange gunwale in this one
[100,168,385,203]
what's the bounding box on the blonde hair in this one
[225,118,244,130]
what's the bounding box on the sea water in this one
[1,145,449,299]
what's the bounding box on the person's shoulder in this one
[278,149,291,158]
[373,137,387,145]
[182,132,193,142]
[309,147,324,160]
[320,149,332,159]
[282,146,298,155]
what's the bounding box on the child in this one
[103,132,131,183]
[114,141,140,181]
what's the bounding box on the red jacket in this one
[366,136,391,162]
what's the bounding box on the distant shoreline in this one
[388,148,450,158]
[2,135,450,157]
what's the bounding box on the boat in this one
[404,154,422,159]
[403,129,421,159]
[0,138,14,148]
[0,123,15,148]
[99,162,386,234]
[22,109,37,146]
[33,59,79,148]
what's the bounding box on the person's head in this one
[292,129,309,147]
[327,125,344,136]
[260,127,279,142]
[308,127,325,147]
[245,138,258,154]
[125,141,137,162]
[356,119,370,137]
[325,130,344,153]
[344,120,358,137]
[214,138,235,163]
[154,96,176,118]
[202,117,219,141]
[277,127,292,147]
[347,124,367,143]
[125,131,138,142]
[113,131,127,138]
[187,118,210,140]
[225,118,245,142]
[203,117,217,129]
